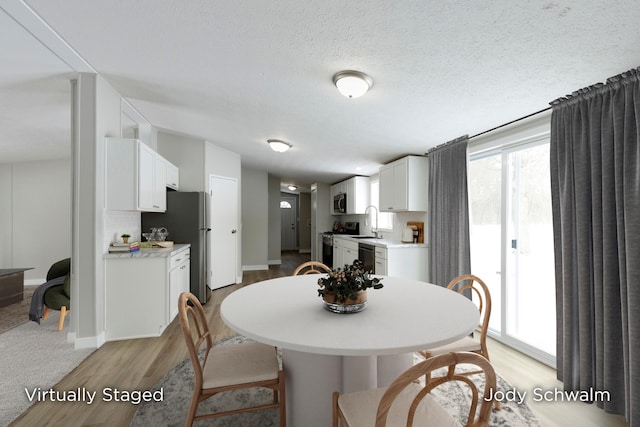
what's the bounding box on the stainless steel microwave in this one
[333,193,346,214]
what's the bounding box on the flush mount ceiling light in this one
[287,185,298,191]
[333,70,373,99]
[267,139,291,152]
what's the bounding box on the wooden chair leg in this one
[57,306,68,331]
[279,370,286,427]
[42,305,50,320]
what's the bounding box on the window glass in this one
[370,177,393,230]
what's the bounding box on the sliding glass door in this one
[469,139,556,364]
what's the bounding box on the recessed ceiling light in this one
[267,139,291,152]
[333,70,373,99]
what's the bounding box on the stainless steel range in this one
[322,222,360,267]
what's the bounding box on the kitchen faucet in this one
[364,205,380,238]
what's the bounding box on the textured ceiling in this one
[2,1,640,188]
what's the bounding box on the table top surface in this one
[220,275,479,356]
[0,268,33,277]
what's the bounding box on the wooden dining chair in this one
[332,351,497,427]
[292,261,332,275]
[420,274,492,361]
[419,274,498,408]
[178,292,286,426]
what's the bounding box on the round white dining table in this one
[220,274,479,427]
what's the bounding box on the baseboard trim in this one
[71,331,104,350]
[268,259,282,265]
[242,265,268,271]
[298,249,311,254]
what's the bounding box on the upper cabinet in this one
[165,159,180,190]
[379,155,429,212]
[330,176,370,215]
[106,137,170,212]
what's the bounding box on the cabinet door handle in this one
[231,229,237,234]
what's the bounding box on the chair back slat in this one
[447,274,492,339]
[375,352,496,427]
[179,292,212,389]
[292,261,332,275]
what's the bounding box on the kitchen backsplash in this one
[104,210,140,249]
[341,211,429,243]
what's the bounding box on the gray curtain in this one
[550,67,640,425]
[428,135,471,287]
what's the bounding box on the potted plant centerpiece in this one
[317,259,383,313]
[121,233,131,244]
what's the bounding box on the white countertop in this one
[332,234,428,248]
[104,243,190,259]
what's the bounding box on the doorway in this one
[280,195,297,251]
[209,175,238,289]
[469,139,556,365]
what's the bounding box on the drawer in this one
[170,249,190,270]
[343,240,359,252]
[375,247,387,259]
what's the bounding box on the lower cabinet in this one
[168,250,190,320]
[374,246,429,282]
[333,238,358,269]
[105,247,190,341]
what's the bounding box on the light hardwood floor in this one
[11,251,629,426]
[487,337,628,427]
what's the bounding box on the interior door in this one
[280,195,297,251]
[209,175,238,289]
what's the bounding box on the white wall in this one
[0,160,71,281]
[268,174,281,264]
[0,165,12,268]
[241,167,269,270]
[157,131,205,191]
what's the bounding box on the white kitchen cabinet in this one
[168,249,190,320]
[330,176,370,215]
[374,245,429,281]
[379,156,429,212]
[345,176,370,214]
[165,159,180,190]
[104,246,191,341]
[374,246,388,275]
[333,239,343,269]
[333,237,358,269]
[105,137,167,212]
[153,152,167,211]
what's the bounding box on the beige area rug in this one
[0,312,94,426]
[0,285,37,334]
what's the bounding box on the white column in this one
[342,355,377,392]
[377,353,415,387]
[282,349,342,427]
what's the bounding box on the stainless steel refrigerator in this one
[142,191,211,303]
